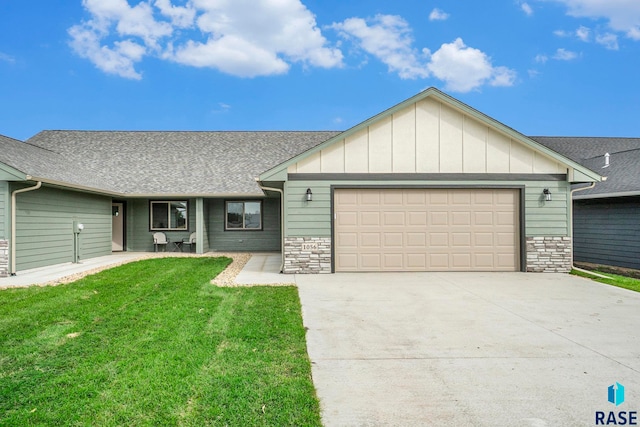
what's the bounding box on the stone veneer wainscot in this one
[0,240,8,278]
[283,237,331,274]
[526,236,572,273]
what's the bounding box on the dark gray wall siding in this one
[13,185,112,271]
[573,197,640,269]
[208,198,281,252]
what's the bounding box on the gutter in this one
[255,179,284,273]
[10,180,42,275]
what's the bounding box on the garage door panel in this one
[360,232,381,248]
[383,232,403,247]
[360,211,381,226]
[451,211,471,225]
[334,188,519,272]
[408,211,427,226]
[406,253,427,268]
[382,253,403,269]
[337,211,358,226]
[406,232,426,247]
[383,212,405,226]
[430,211,448,225]
[359,191,380,205]
[337,253,358,270]
[429,253,449,268]
[361,253,382,269]
[430,233,449,246]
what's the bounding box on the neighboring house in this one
[532,137,640,270]
[0,88,602,278]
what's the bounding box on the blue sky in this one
[1,0,639,141]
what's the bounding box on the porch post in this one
[196,197,204,254]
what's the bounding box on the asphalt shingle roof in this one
[531,136,640,198]
[3,132,638,199]
[3,131,340,195]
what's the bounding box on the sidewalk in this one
[0,252,147,288]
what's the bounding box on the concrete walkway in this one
[0,252,290,288]
[234,252,295,285]
[0,252,146,287]
[296,272,640,427]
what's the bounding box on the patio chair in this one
[153,232,169,252]
[182,232,196,252]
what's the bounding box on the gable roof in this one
[0,131,339,196]
[259,87,602,183]
[532,137,640,199]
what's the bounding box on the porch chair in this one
[153,232,169,252]
[182,232,196,252]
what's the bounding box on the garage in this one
[334,188,520,272]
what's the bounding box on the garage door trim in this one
[330,184,526,272]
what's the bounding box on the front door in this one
[112,203,124,251]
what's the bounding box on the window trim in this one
[149,200,189,231]
[224,200,263,231]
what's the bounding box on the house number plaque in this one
[302,242,318,251]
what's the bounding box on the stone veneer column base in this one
[526,236,572,273]
[283,237,331,274]
[0,240,8,278]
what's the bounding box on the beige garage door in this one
[334,188,519,272]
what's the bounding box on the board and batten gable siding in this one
[287,97,565,175]
[12,184,111,271]
[126,198,198,252]
[284,180,569,238]
[208,198,281,252]
[573,197,640,270]
[0,181,8,239]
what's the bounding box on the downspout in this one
[569,181,611,279]
[256,180,284,273]
[10,180,42,275]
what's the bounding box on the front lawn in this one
[572,269,640,293]
[0,257,322,426]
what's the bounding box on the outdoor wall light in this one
[543,188,552,202]
[306,188,313,202]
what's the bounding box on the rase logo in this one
[596,382,637,425]
[610,383,626,407]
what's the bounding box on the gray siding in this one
[573,197,640,269]
[127,198,198,252]
[208,198,281,252]
[13,185,111,271]
[0,181,8,239]
[284,179,570,238]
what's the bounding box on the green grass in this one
[571,269,640,293]
[0,257,322,426]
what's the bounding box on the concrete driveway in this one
[296,272,640,427]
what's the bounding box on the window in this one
[226,201,262,230]
[150,201,188,230]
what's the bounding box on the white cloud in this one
[0,52,15,64]
[553,29,570,37]
[553,47,579,60]
[521,3,534,16]
[427,38,516,92]
[429,8,450,21]
[332,15,515,92]
[596,32,619,49]
[331,14,429,79]
[576,25,590,41]
[544,0,640,40]
[534,53,549,63]
[154,0,195,28]
[69,0,342,79]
